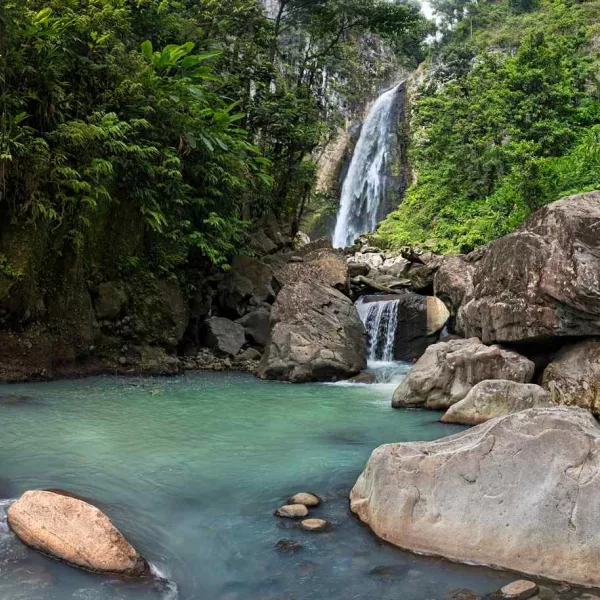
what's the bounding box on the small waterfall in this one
[333,83,402,248]
[355,297,400,362]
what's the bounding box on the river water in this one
[0,372,514,600]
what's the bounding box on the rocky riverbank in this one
[351,192,600,589]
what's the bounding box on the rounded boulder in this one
[7,490,149,576]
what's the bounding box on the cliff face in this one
[0,201,190,381]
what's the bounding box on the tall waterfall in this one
[333,84,402,248]
[355,297,400,362]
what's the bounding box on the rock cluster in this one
[274,492,331,533]
[390,192,600,420]
[354,193,600,590]
[392,338,535,410]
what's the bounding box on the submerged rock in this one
[275,539,303,553]
[441,380,551,425]
[274,504,309,519]
[500,581,539,600]
[289,493,321,507]
[350,407,600,587]
[392,338,534,410]
[8,490,149,576]
[459,192,600,343]
[542,339,600,416]
[259,281,367,383]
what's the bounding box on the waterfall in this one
[333,84,402,248]
[355,297,400,362]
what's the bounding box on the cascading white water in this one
[332,84,401,248]
[355,297,400,362]
[354,296,412,386]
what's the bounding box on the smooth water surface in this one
[0,372,515,600]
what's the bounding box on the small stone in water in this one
[289,492,321,507]
[451,590,480,600]
[501,580,539,600]
[300,518,329,532]
[274,504,308,519]
[275,539,303,553]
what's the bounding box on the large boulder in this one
[201,317,246,357]
[230,256,277,304]
[8,490,149,576]
[441,380,551,425]
[434,255,474,316]
[275,250,348,292]
[380,255,410,278]
[542,339,600,416]
[258,281,367,383]
[293,231,311,250]
[459,192,600,343]
[350,406,600,587]
[217,271,254,318]
[236,307,271,348]
[351,252,384,270]
[392,338,535,410]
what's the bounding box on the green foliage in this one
[0,0,426,275]
[378,0,600,253]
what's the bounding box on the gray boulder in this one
[275,250,348,292]
[201,317,246,357]
[218,271,254,318]
[459,192,600,343]
[542,339,600,416]
[350,407,600,587]
[236,307,271,348]
[258,281,367,383]
[348,262,370,278]
[392,338,534,410]
[249,230,278,255]
[441,380,551,425]
[380,255,410,278]
[230,256,277,304]
[434,255,474,316]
